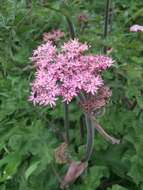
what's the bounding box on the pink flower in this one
[29,38,113,107]
[81,55,113,72]
[43,29,65,42]
[130,24,143,32]
[62,39,89,57]
[31,41,57,69]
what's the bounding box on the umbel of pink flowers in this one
[29,39,113,107]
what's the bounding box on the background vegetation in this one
[0,0,143,189]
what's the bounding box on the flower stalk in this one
[64,103,70,144]
[43,3,76,144]
[66,17,75,40]
[64,16,76,144]
[103,0,112,54]
[83,114,95,162]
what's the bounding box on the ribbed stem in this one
[83,114,95,162]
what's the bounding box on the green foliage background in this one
[0,0,143,189]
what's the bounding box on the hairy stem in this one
[103,0,111,54]
[83,114,95,162]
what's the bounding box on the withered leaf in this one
[55,143,70,164]
[60,161,88,189]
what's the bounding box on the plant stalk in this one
[64,103,70,144]
[63,16,76,144]
[108,1,114,34]
[66,17,75,39]
[103,0,111,54]
[83,114,94,162]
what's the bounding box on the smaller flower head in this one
[31,41,57,69]
[43,29,65,42]
[62,39,89,57]
[130,24,143,32]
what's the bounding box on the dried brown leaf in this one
[60,161,88,189]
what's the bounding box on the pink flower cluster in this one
[43,29,65,42]
[29,39,113,107]
[130,24,143,32]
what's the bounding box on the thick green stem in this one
[63,16,75,144]
[83,114,94,162]
[66,17,75,39]
[108,1,114,34]
[43,4,76,145]
[64,103,70,144]
[103,0,111,54]
[80,116,85,143]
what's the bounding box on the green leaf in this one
[107,185,128,190]
[25,161,40,179]
[0,152,22,182]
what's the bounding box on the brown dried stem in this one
[91,117,120,144]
